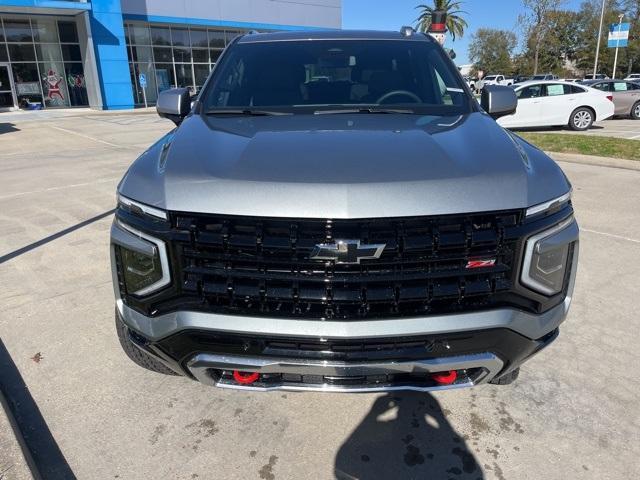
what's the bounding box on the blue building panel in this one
[89,0,134,109]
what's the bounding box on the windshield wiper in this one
[314,107,416,115]
[205,109,292,116]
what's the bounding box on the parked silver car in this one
[582,79,640,119]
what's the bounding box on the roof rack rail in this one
[400,26,415,37]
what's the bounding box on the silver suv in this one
[111,29,579,393]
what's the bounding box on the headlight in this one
[112,220,171,296]
[521,216,578,296]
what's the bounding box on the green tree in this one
[620,0,640,75]
[520,0,566,75]
[522,10,582,75]
[468,28,518,74]
[415,0,468,41]
[574,0,630,77]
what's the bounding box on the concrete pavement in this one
[1,111,639,479]
[523,118,640,140]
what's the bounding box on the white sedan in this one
[497,81,615,131]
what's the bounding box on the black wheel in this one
[631,101,640,120]
[115,311,178,375]
[489,367,520,386]
[569,107,594,131]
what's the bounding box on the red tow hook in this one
[232,370,260,385]
[431,370,458,385]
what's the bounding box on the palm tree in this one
[415,0,468,41]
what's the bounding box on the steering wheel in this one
[376,90,422,105]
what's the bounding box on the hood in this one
[119,112,570,219]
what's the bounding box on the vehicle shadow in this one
[0,122,19,135]
[334,392,482,480]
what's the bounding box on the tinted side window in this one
[592,83,611,92]
[628,82,640,90]
[517,85,543,99]
[570,85,586,94]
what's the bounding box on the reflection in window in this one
[8,44,36,62]
[12,63,43,108]
[57,22,78,43]
[64,62,88,106]
[4,20,33,42]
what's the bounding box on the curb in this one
[547,151,640,171]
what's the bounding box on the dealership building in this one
[0,0,341,110]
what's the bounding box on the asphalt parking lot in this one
[1,111,639,480]
[524,118,640,140]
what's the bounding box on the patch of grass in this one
[519,133,640,161]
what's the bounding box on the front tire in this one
[569,107,594,131]
[631,101,640,120]
[115,311,177,375]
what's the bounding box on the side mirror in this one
[157,88,192,125]
[481,85,517,120]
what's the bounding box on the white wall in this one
[121,0,342,29]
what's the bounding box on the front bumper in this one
[116,300,565,392]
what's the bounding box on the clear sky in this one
[342,0,585,65]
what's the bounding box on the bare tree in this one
[520,0,566,74]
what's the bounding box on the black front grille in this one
[163,210,523,320]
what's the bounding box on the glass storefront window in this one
[190,29,208,48]
[130,45,152,63]
[57,22,78,43]
[171,28,190,47]
[12,63,43,107]
[155,63,174,92]
[194,64,211,91]
[36,44,62,62]
[4,20,33,42]
[8,44,36,62]
[211,50,222,64]
[208,30,225,49]
[32,19,58,43]
[64,62,88,106]
[131,62,158,104]
[173,47,191,63]
[61,44,81,62]
[124,22,254,106]
[152,47,172,62]
[1,15,87,109]
[151,27,171,46]
[175,63,193,89]
[130,24,150,45]
[192,49,209,63]
[39,61,70,107]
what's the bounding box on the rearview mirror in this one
[481,85,517,120]
[157,88,192,125]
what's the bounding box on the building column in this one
[88,0,134,110]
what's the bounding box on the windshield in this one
[202,40,472,115]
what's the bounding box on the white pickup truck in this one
[476,74,514,92]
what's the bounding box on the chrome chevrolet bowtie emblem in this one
[310,240,386,264]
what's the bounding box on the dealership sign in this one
[608,23,630,48]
